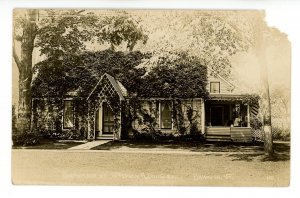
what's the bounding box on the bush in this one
[273,126,290,141]
[40,129,83,140]
[250,117,262,130]
[12,132,41,146]
[130,129,204,142]
[174,133,205,142]
[251,126,290,142]
[131,130,163,141]
[189,122,199,136]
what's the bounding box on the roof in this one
[87,73,128,100]
[116,80,128,97]
[207,66,235,91]
[208,93,252,101]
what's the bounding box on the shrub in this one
[130,130,204,142]
[12,132,41,146]
[273,126,290,141]
[174,133,205,142]
[39,129,83,140]
[250,117,262,130]
[131,130,162,141]
[189,122,199,136]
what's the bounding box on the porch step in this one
[231,138,253,143]
[206,135,231,142]
[206,135,231,139]
[96,134,114,140]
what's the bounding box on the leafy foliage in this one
[14,9,149,138]
[95,13,148,51]
[12,132,41,146]
[131,11,254,79]
[136,52,208,98]
[32,50,148,97]
[33,50,208,99]
[33,10,148,58]
[32,50,208,140]
[241,94,260,105]
[35,10,98,57]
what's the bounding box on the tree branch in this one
[76,9,85,14]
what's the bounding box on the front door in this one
[102,102,114,134]
[210,106,224,126]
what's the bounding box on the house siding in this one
[31,72,258,141]
[207,74,233,94]
[131,99,203,135]
[32,98,88,138]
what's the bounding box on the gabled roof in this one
[87,73,128,100]
[207,66,235,91]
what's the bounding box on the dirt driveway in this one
[12,142,289,186]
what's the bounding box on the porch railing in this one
[206,126,252,142]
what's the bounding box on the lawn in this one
[91,140,290,162]
[12,139,290,185]
[91,139,288,152]
[12,145,290,186]
[12,139,86,150]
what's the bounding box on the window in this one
[160,101,172,129]
[63,100,74,129]
[210,82,220,93]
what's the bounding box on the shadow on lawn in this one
[92,140,290,162]
[91,140,264,152]
[228,152,290,162]
[12,139,85,150]
[227,142,290,162]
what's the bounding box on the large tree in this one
[13,9,148,134]
[129,10,254,79]
[254,15,274,156]
[13,9,38,133]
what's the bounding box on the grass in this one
[12,138,290,162]
[12,139,86,150]
[91,139,263,152]
[91,140,290,162]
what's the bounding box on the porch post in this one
[247,104,250,127]
[229,104,232,120]
[201,99,205,134]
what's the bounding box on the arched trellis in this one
[86,73,125,140]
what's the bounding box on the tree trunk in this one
[14,10,38,133]
[261,56,274,156]
[255,13,274,156]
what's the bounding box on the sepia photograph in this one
[11,9,290,186]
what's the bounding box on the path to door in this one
[68,140,111,150]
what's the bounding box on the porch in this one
[206,126,252,142]
[204,94,254,142]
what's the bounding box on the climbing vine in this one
[31,50,209,140]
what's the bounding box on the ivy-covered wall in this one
[32,97,204,140]
[32,98,88,139]
[122,98,203,138]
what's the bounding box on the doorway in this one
[210,106,224,126]
[102,102,114,134]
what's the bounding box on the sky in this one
[231,27,290,94]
